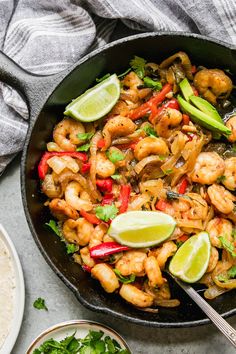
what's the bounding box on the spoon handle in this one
[174,277,236,347]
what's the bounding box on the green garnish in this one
[76,143,90,152]
[118,68,131,78]
[143,77,162,90]
[216,175,226,183]
[45,220,60,236]
[33,330,129,354]
[143,125,157,137]
[106,150,125,163]
[232,229,236,239]
[66,244,79,255]
[219,236,236,257]
[95,204,118,222]
[33,298,48,311]
[217,265,236,283]
[77,132,94,141]
[111,174,121,180]
[96,73,111,83]
[159,155,166,161]
[114,269,136,284]
[164,169,173,175]
[228,265,236,278]
[130,56,146,79]
[176,241,184,249]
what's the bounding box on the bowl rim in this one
[21,31,236,328]
[26,319,132,354]
[0,224,25,354]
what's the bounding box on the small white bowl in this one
[27,320,131,353]
[0,224,25,354]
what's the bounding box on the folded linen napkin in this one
[1,0,236,173]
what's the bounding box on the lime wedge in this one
[169,231,211,283]
[108,211,176,248]
[64,74,120,122]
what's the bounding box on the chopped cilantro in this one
[143,77,162,90]
[76,143,90,152]
[176,241,184,248]
[130,55,146,79]
[33,297,48,311]
[66,244,79,255]
[216,175,226,183]
[219,236,236,257]
[111,174,121,180]
[143,125,157,137]
[106,150,125,163]
[95,204,118,222]
[228,265,236,278]
[96,73,111,83]
[114,269,136,284]
[217,274,228,283]
[232,229,236,239]
[45,219,60,236]
[118,68,131,78]
[164,169,173,175]
[159,155,166,161]
[77,132,94,141]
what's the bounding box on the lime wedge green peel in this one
[108,211,176,248]
[64,74,120,122]
[169,231,211,283]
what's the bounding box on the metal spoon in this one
[169,273,236,348]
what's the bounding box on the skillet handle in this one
[0,50,68,119]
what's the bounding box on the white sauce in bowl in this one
[0,237,15,349]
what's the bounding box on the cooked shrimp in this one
[65,181,92,211]
[206,218,233,248]
[144,256,165,287]
[42,174,62,198]
[89,223,108,249]
[102,115,136,149]
[134,137,169,161]
[189,152,225,185]
[207,184,236,214]
[80,246,95,268]
[156,241,177,269]
[226,115,236,142]
[95,152,116,178]
[222,157,236,190]
[154,108,182,138]
[49,198,79,220]
[115,250,147,276]
[53,118,85,151]
[119,284,154,308]
[206,247,219,273]
[172,193,208,220]
[63,218,94,246]
[193,69,233,105]
[121,71,151,102]
[91,263,120,293]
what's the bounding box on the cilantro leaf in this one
[106,150,125,163]
[114,269,136,284]
[96,73,111,83]
[228,265,236,278]
[142,125,157,137]
[143,77,162,90]
[118,68,131,78]
[219,236,236,257]
[164,169,173,175]
[130,56,146,79]
[77,143,90,152]
[216,175,226,183]
[95,204,118,222]
[66,244,79,255]
[45,219,60,236]
[33,297,48,311]
[111,174,121,180]
[77,132,94,141]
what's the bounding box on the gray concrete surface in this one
[1,155,235,354]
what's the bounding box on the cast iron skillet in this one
[1,32,236,327]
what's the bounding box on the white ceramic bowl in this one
[27,320,131,353]
[0,224,25,354]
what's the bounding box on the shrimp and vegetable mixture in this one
[39,52,236,311]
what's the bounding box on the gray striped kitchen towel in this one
[1,0,236,173]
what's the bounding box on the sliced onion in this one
[134,155,161,174]
[47,156,68,174]
[128,193,150,211]
[204,285,230,300]
[47,142,63,152]
[154,299,180,307]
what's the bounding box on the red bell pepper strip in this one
[128,84,172,120]
[182,114,190,125]
[150,98,180,123]
[38,151,87,179]
[119,184,131,214]
[80,209,101,225]
[96,178,113,193]
[155,199,171,211]
[102,193,114,205]
[178,178,188,194]
[82,264,92,272]
[97,139,106,148]
[81,162,91,174]
[177,234,189,243]
[90,242,130,259]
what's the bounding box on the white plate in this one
[0,224,25,354]
[27,320,131,353]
